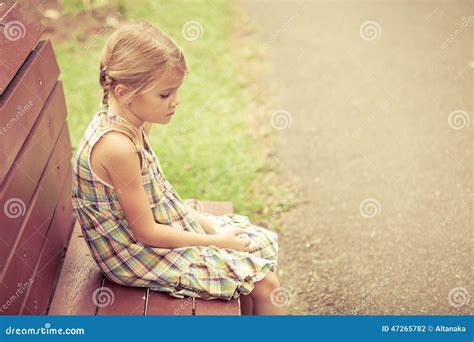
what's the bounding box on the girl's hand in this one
[205,222,221,235]
[188,205,222,235]
[214,227,251,252]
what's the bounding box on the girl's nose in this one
[171,94,180,107]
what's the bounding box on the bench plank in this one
[96,279,147,316]
[0,81,68,270]
[146,291,193,315]
[199,200,234,216]
[0,39,60,185]
[0,1,14,17]
[20,164,74,315]
[0,2,44,95]
[194,297,241,316]
[0,125,71,314]
[48,222,102,315]
[0,119,70,271]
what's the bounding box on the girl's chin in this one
[147,115,173,124]
[155,116,173,125]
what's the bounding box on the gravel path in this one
[239,0,473,315]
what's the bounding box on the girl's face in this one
[130,67,185,125]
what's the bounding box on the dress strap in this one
[95,108,147,173]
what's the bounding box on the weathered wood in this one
[0,1,14,17]
[0,120,70,271]
[96,279,147,315]
[20,165,74,315]
[0,82,68,269]
[0,39,60,185]
[194,297,241,316]
[0,2,44,94]
[199,200,234,216]
[0,3,76,317]
[146,291,193,315]
[0,125,71,314]
[48,222,102,315]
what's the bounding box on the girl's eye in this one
[160,93,171,99]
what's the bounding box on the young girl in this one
[71,21,284,315]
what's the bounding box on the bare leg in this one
[239,294,253,315]
[248,271,286,315]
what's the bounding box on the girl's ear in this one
[113,84,130,101]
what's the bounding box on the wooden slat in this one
[146,291,193,315]
[20,168,74,315]
[95,279,147,315]
[0,110,69,272]
[48,222,102,315]
[0,1,44,94]
[0,1,15,17]
[49,200,240,316]
[194,297,241,315]
[0,82,67,270]
[0,39,60,185]
[200,200,233,216]
[0,125,71,314]
[0,80,67,189]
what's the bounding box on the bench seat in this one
[48,200,241,315]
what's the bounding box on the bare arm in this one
[188,207,220,235]
[96,132,219,248]
[96,131,250,252]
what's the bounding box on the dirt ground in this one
[30,0,122,45]
[238,0,473,315]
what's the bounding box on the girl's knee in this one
[250,271,281,300]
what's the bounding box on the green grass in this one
[56,0,269,218]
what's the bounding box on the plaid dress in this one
[72,110,279,300]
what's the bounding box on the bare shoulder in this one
[90,131,142,187]
[100,130,136,155]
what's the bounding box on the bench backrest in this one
[0,1,74,315]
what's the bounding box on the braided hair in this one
[99,62,112,114]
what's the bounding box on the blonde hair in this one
[98,20,188,150]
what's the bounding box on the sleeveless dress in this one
[71,110,279,300]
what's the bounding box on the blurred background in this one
[29,0,472,315]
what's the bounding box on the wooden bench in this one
[49,201,240,316]
[0,1,240,316]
